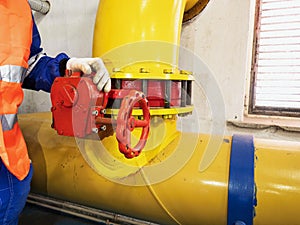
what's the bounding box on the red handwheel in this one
[116,90,150,158]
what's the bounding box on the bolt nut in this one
[100,125,106,131]
[92,128,99,133]
[140,68,150,73]
[92,110,99,116]
[112,68,121,72]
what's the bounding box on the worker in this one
[0,1,111,224]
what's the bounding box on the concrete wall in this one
[20,0,99,113]
[20,0,300,142]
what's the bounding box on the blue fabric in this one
[0,162,33,225]
[23,52,69,92]
[22,17,69,93]
[29,17,43,59]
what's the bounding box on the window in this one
[249,0,300,117]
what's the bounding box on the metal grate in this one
[249,0,300,116]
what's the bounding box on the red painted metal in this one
[51,73,107,137]
[50,71,186,158]
[116,90,150,158]
[111,79,182,107]
[50,72,151,158]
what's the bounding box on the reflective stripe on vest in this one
[0,114,18,131]
[0,1,33,180]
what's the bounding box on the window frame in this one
[248,0,300,118]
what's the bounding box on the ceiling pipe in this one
[28,0,50,14]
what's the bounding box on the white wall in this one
[20,0,300,142]
[180,0,300,142]
[178,0,255,134]
[20,0,99,113]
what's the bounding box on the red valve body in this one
[51,73,107,137]
[50,73,151,158]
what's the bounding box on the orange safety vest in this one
[0,0,33,180]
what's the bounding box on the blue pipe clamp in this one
[227,134,257,225]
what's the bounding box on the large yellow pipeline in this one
[254,140,300,225]
[19,113,300,224]
[20,112,229,225]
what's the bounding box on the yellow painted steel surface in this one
[19,112,230,225]
[19,113,300,224]
[92,0,196,117]
[185,0,200,11]
[110,62,194,80]
[106,106,194,117]
[80,115,181,177]
[93,0,187,62]
[254,139,300,225]
[93,0,207,59]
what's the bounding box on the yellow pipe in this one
[19,112,300,224]
[93,0,204,57]
[93,0,186,59]
[254,139,300,225]
[20,112,230,225]
[93,0,207,71]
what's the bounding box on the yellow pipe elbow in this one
[93,0,210,67]
[93,0,186,59]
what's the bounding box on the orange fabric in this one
[0,0,32,68]
[0,81,24,114]
[0,0,33,180]
[0,123,30,180]
[0,121,8,164]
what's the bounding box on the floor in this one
[19,203,103,225]
[19,194,158,225]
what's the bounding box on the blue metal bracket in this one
[227,134,256,225]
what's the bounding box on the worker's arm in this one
[22,19,69,93]
[23,17,111,93]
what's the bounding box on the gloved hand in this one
[66,57,111,92]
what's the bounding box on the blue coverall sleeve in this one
[22,18,70,93]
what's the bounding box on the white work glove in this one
[66,57,111,92]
